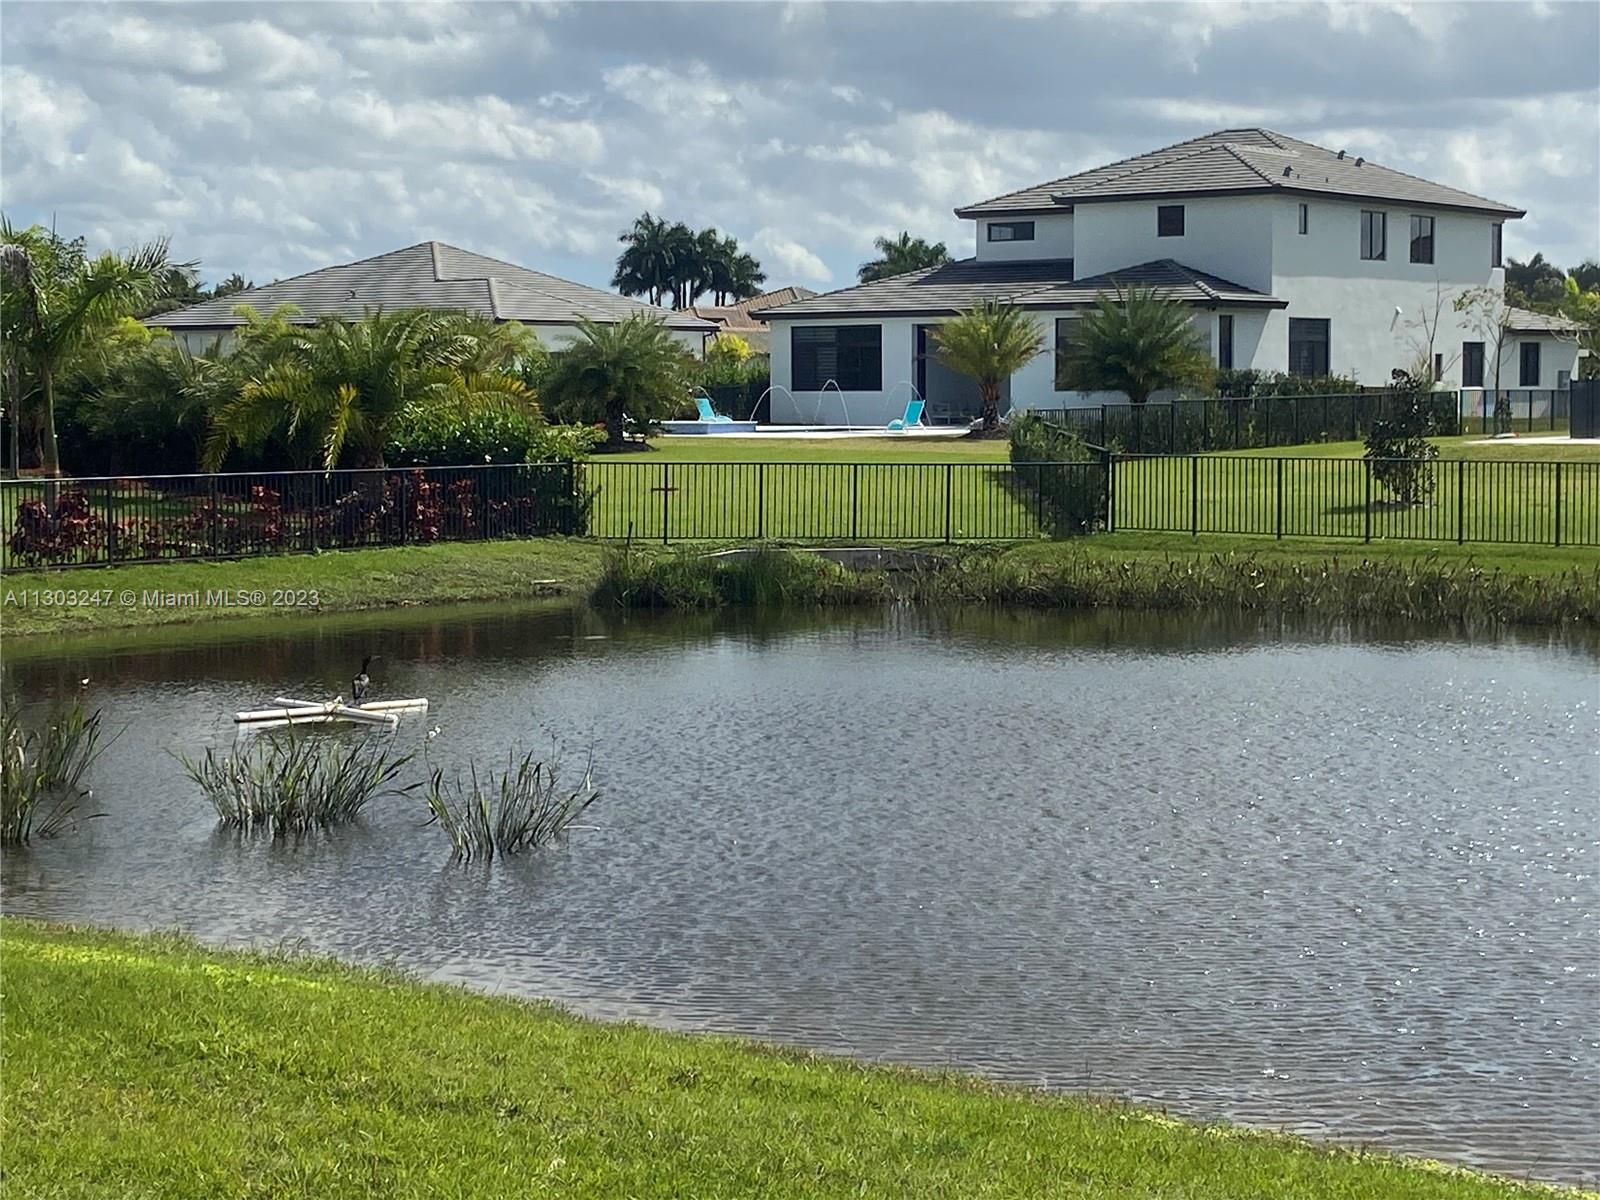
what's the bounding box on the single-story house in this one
[145,240,715,353]
[690,287,818,353]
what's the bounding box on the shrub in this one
[1216,369,1364,398]
[1007,412,1108,533]
[1364,370,1441,505]
[179,736,416,837]
[425,753,598,862]
[386,399,560,467]
[7,489,107,567]
[1,697,105,845]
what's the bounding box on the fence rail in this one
[3,454,1596,570]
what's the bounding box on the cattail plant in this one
[179,736,415,837]
[1,697,106,846]
[425,752,598,862]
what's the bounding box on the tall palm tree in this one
[858,232,951,284]
[538,315,689,449]
[202,309,532,470]
[1,219,177,475]
[1056,285,1215,406]
[932,300,1046,431]
[613,213,677,307]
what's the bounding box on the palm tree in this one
[202,309,532,470]
[1056,285,1215,406]
[932,300,1046,431]
[858,232,951,284]
[538,316,689,449]
[613,213,677,307]
[1,219,177,474]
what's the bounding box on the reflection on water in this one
[4,604,1597,1184]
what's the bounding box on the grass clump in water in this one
[179,736,415,836]
[0,697,106,845]
[425,752,598,862]
[592,546,885,609]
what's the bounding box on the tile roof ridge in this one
[957,129,1237,213]
[1219,143,1283,188]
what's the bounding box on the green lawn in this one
[3,921,1583,1200]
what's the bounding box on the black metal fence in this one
[1034,389,1574,452]
[3,454,1595,570]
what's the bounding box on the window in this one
[791,325,881,392]
[1298,203,1309,235]
[1409,215,1434,264]
[1491,222,1503,268]
[1217,314,1234,370]
[1053,317,1081,391]
[1519,341,1540,387]
[1288,318,1330,377]
[1157,205,1185,237]
[1461,341,1485,388]
[1433,352,1444,381]
[1558,369,1571,391]
[987,221,1035,242]
[1360,210,1386,260]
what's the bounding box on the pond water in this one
[4,605,1597,1185]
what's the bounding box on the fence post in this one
[757,462,765,540]
[851,463,859,540]
[1456,459,1466,544]
[104,482,116,563]
[1104,453,1116,532]
[1100,405,1107,449]
[1553,461,1563,547]
[1275,457,1284,539]
[209,474,219,556]
[1190,455,1199,537]
[661,463,670,544]
[1363,463,1373,543]
[943,463,953,544]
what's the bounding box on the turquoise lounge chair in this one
[886,398,925,431]
[696,396,734,424]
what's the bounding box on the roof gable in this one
[146,241,714,331]
[956,128,1523,218]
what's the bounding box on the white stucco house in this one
[145,241,714,353]
[762,128,1584,425]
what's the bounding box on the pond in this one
[4,604,1596,1185]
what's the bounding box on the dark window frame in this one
[1360,210,1386,261]
[1409,214,1435,264]
[1053,317,1081,392]
[1491,223,1503,268]
[1298,203,1309,235]
[1217,314,1234,370]
[1461,341,1485,388]
[1288,318,1331,378]
[1519,341,1540,388]
[986,221,1036,243]
[1157,205,1185,237]
[791,325,883,392]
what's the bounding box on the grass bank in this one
[595,543,1600,626]
[2,920,1580,1200]
[5,534,1597,638]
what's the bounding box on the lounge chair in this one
[695,396,735,424]
[886,398,925,431]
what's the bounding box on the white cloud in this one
[602,61,739,123]
[750,229,832,284]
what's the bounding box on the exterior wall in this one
[1072,196,1275,292]
[975,214,1074,263]
[1490,334,1582,390]
[768,317,918,425]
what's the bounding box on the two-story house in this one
[762,128,1583,425]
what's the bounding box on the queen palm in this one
[202,309,532,471]
[932,300,1046,431]
[538,315,689,450]
[1056,285,1215,406]
[1,219,179,474]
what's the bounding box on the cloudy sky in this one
[3,1,1597,296]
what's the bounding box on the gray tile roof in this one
[956,128,1524,218]
[1504,306,1587,334]
[145,241,715,332]
[760,257,1280,320]
[690,286,819,330]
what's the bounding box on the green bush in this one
[1216,369,1364,398]
[1007,412,1108,533]
[1364,371,1441,505]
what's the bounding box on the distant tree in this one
[858,232,951,283]
[212,272,252,299]
[932,300,1046,431]
[1454,286,1515,429]
[1,218,178,474]
[1570,260,1600,293]
[613,215,764,310]
[538,315,690,449]
[1505,252,1567,309]
[202,308,531,470]
[1056,285,1215,407]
